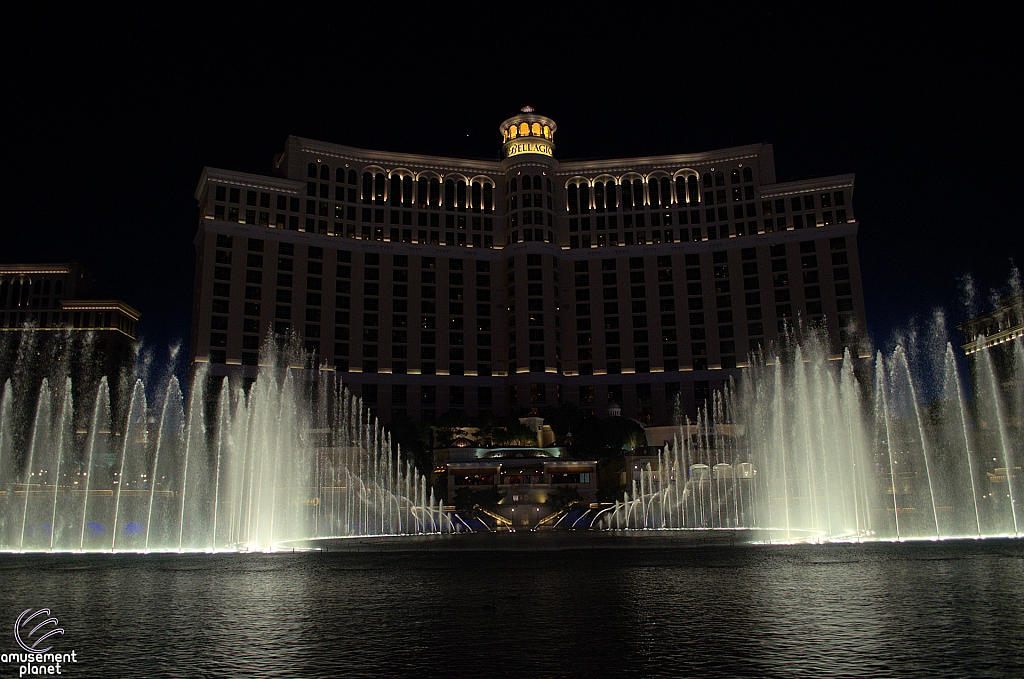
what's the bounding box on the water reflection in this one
[1,541,1020,678]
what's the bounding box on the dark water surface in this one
[1,539,1021,678]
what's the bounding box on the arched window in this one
[532,122,541,136]
[715,171,725,186]
[320,165,330,181]
[703,173,713,188]
[688,176,699,204]
[374,173,386,204]
[509,125,517,139]
[336,167,345,183]
[429,177,440,207]
[676,176,687,205]
[471,181,482,211]
[456,180,467,210]
[743,167,753,182]
[594,182,605,212]
[483,183,493,213]
[308,162,318,178]
[510,177,518,193]
[348,169,357,185]
[567,184,579,214]
[389,175,401,206]
[579,184,591,212]
[604,181,617,210]
[444,179,456,210]
[543,125,550,138]
[546,178,553,192]
[523,175,532,191]
[362,172,373,203]
[402,176,413,206]
[520,122,529,136]
[660,177,671,208]
[649,178,660,207]
[632,179,644,208]
[417,178,428,208]
[731,169,740,184]
[621,181,632,208]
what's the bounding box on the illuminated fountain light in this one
[0,333,450,553]
[604,327,1022,543]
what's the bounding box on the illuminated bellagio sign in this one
[506,141,553,158]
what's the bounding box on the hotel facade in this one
[190,109,867,425]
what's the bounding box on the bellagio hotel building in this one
[190,108,867,425]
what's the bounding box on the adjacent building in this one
[190,109,867,425]
[959,290,1024,407]
[0,263,140,385]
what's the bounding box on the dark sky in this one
[5,6,1021,360]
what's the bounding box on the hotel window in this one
[655,177,670,208]
[628,178,644,208]
[649,178,662,207]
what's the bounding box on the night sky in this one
[6,7,1020,362]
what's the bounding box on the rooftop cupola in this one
[500,106,557,161]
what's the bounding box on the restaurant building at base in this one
[190,108,867,425]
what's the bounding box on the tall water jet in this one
[973,335,1019,536]
[944,344,982,538]
[79,378,111,551]
[20,378,53,550]
[0,380,14,548]
[48,380,73,551]
[111,380,148,551]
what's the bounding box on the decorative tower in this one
[500,106,558,165]
[499,107,562,413]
